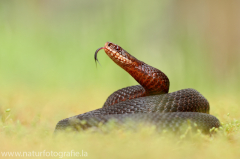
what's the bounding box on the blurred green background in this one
[0,0,239,96]
[1,1,240,157]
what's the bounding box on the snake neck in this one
[103,42,170,95]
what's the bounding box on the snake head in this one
[104,42,136,65]
[95,42,140,68]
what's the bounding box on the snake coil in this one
[55,42,220,134]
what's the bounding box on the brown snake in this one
[54,42,220,134]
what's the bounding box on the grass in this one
[0,88,240,159]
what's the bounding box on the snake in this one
[54,42,220,134]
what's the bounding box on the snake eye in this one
[115,45,122,52]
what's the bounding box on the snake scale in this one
[55,42,220,134]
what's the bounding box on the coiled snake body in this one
[55,42,220,134]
